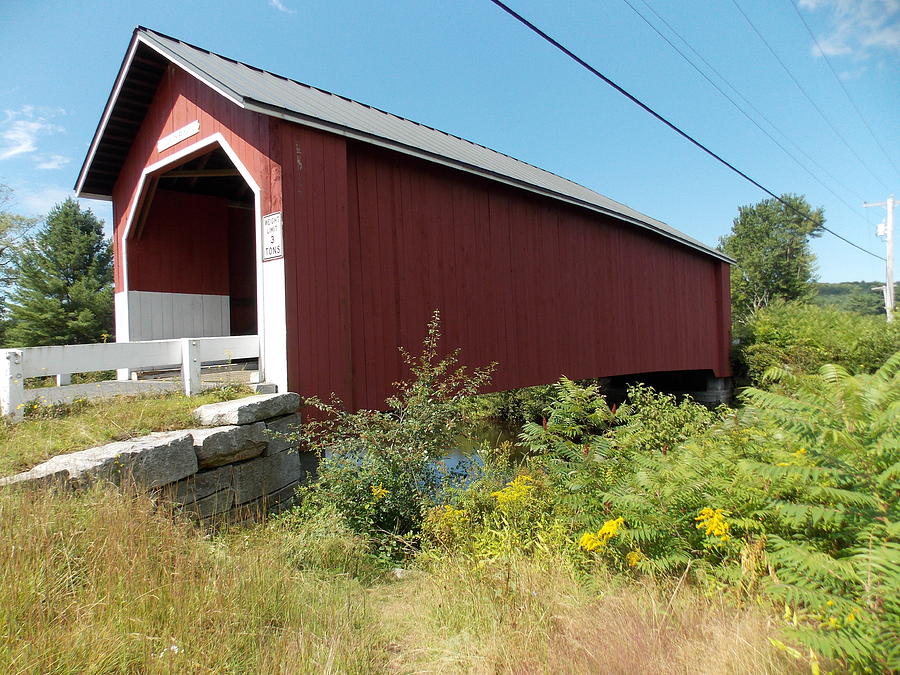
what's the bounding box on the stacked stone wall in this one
[0,393,312,524]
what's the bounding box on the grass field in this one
[0,485,799,674]
[0,387,252,477]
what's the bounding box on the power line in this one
[787,0,900,181]
[631,0,869,207]
[486,0,885,261]
[729,0,891,193]
[620,0,871,221]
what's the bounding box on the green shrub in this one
[290,311,494,558]
[518,377,614,461]
[422,464,572,563]
[426,381,731,571]
[474,383,555,428]
[740,300,899,383]
[602,383,725,457]
[541,383,740,578]
[455,360,898,671]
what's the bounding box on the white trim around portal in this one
[121,132,242,290]
[117,132,288,391]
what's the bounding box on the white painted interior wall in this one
[119,290,230,341]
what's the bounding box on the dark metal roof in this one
[76,26,732,262]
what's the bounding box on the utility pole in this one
[864,195,895,322]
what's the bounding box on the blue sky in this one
[1,0,898,283]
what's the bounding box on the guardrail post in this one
[181,338,201,396]
[0,350,25,421]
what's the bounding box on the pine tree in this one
[4,198,113,346]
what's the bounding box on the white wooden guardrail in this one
[0,335,259,421]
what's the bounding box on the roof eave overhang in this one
[74,31,142,198]
[74,29,246,200]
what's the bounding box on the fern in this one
[519,377,613,462]
[530,356,899,671]
[743,353,900,671]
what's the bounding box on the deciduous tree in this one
[0,185,38,337]
[719,194,823,321]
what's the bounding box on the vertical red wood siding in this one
[277,122,354,407]
[128,189,230,295]
[340,143,731,409]
[111,63,730,410]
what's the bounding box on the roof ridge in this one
[135,27,650,220]
[78,27,728,261]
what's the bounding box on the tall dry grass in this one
[0,485,387,674]
[378,555,802,674]
[1,484,803,673]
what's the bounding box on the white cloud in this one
[15,185,73,217]
[838,65,869,80]
[269,0,295,14]
[7,185,112,235]
[799,0,900,58]
[0,119,43,160]
[0,106,66,164]
[35,154,71,170]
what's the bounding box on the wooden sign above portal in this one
[157,120,200,152]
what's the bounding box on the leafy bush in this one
[600,383,725,457]
[438,359,898,671]
[426,381,730,571]
[289,311,494,557]
[539,361,898,671]
[422,465,571,563]
[474,383,555,429]
[739,300,899,383]
[542,384,740,578]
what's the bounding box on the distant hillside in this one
[813,281,895,316]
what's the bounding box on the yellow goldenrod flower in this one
[370,484,389,501]
[440,504,469,525]
[490,474,535,508]
[598,517,624,540]
[626,550,644,567]
[578,532,602,552]
[578,517,625,552]
[694,507,731,541]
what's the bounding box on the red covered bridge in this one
[76,27,732,409]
